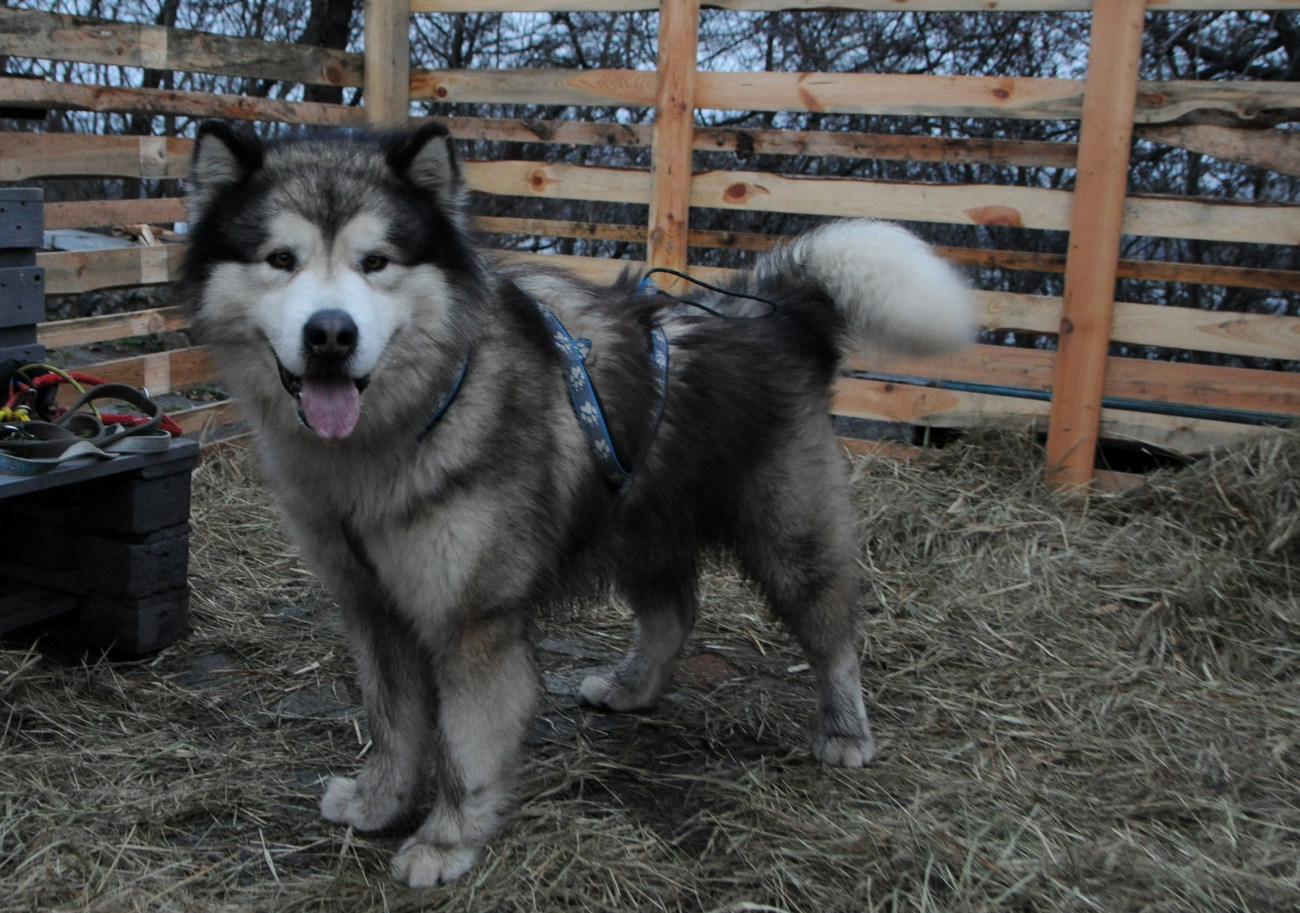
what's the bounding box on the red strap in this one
[28,371,109,389]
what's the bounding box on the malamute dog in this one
[182,122,973,887]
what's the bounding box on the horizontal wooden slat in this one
[410,67,1299,126]
[697,72,1085,119]
[0,8,362,88]
[864,345,1300,418]
[0,76,362,126]
[1112,300,1300,359]
[39,244,185,296]
[978,289,1300,360]
[692,126,1079,169]
[833,375,1279,455]
[0,133,191,181]
[687,169,1300,244]
[71,346,216,394]
[421,114,1080,169]
[38,307,188,349]
[1137,123,1300,177]
[410,67,658,108]
[45,198,188,231]
[464,160,653,203]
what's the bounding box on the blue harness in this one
[535,303,669,486]
[418,299,670,488]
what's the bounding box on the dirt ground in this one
[2,428,1298,912]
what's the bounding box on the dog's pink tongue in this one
[299,377,361,439]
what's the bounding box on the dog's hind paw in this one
[391,838,481,888]
[320,775,404,832]
[813,732,877,768]
[579,672,657,712]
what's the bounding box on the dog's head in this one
[183,122,476,439]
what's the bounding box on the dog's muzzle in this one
[275,309,372,440]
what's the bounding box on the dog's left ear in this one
[385,123,470,226]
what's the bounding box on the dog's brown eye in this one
[361,254,389,274]
[266,249,296,271]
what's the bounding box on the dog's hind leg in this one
[320,586,432,832]
[580,562,698,712]
[390,610,538,888]
[736,447,877,768]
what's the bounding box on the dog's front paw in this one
[391,838,482,888]
[320,775,403,832]
[813,731,877,768]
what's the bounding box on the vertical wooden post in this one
[364,0,411,127]
[1045,0,1145,494]
[647,0,700,285]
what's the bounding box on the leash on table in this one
[0,365,183,475]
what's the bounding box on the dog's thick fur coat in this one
[182,122,973,887]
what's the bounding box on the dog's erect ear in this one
[385,123,470,226]
[188,122,264,221]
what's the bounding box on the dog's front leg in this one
[390,609,538,888]
[320,581,432,832]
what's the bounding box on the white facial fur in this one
[202,211,416,379]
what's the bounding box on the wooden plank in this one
[1136,80,1300,127]
[834,375,1276,456]
[44,198,188,231]
[38,245,185,296]
[975,289,1300,361]
[708,72,1297,125]
[421,114,1077,169]
[939,245,1300,293]
[697,72,1084,119]
[864,345,1300,419]
[0,134,191,181]
[475,215,648,245]
[1136,123,1300,177]
[364,0,410,126]
[689,169,1075,228]
[463,160,652,203]
[409,67,658,108]
[1123,194,1300,246]
[647,0,701,280]
[0,8,362,89]
[694,126,1078,169]
[834,375,1046,427]
[75,347,217,393]
[37,307,189,349]
[1046,0,1146,492]
[1111,302,1300,360]
[686,169,1299,245]
[0,76,363,127]
[424,114,652,148]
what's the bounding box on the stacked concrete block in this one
[0,188,199,654]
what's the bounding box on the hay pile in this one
[2,429,1298,912]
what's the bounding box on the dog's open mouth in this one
[277,360,369,440]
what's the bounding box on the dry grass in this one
[2,428,1298,912]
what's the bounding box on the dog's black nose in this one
[303,309,358,358]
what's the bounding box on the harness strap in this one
[413,301,670,491]
[534,302,669,487]
[416,357,469,443]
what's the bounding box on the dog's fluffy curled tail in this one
[754,219,976,358]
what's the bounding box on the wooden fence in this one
[2,0,1298,492]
